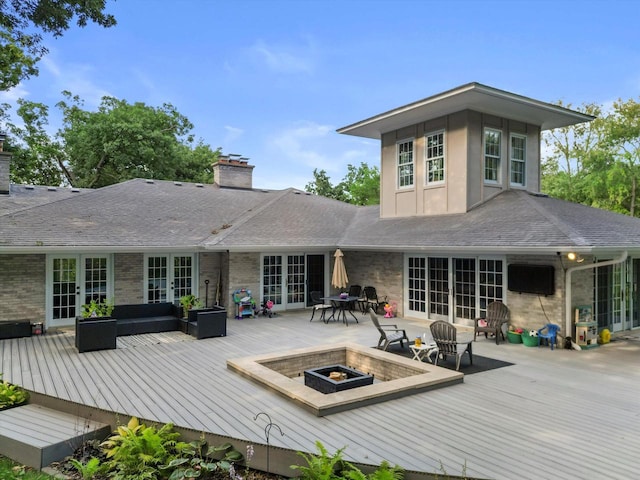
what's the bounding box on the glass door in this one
[595,262,625,332]
[287,254,306,309]
[47,254,111,327]
[428,257,449,321]
[632,259,640,328]
[145,254,195,304]
[261,253,310,311]
[407,256,427,316]
[453,258,476,323]
[50,256,78,327]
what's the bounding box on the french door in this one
[47,255,112,327]
[145,254,196,304]
[406,255,504,323]
[261,254,309,311]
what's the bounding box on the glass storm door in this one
[146,254,194,304]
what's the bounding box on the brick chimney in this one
[212,154,254,189]
[0,132,9,195]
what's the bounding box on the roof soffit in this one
[337,82,595,139]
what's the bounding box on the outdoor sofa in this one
[75,302,227,353]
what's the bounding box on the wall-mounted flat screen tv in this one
[507,264,555,296]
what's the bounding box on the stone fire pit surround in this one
[227,342,463,416]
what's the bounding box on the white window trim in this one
[424,130,445,186]
[483,128,502,185]
[396,138,415,190]
[509,133,527,187]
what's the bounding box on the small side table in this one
[409,342,439,363]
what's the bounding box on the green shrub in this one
[291,441,347,480]
[0,373,30,410]
[100,416,187,479]
[292,442,404,480]
[159,438,243,480]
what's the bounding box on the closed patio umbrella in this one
[332,248,349,290]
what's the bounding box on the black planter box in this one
[304,365,374,394]
[75,316,117,353]
[188,306,227,339]
[0,320,32,339]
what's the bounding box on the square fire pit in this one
[304,364,374,394]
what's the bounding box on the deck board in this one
[1,312,640,479]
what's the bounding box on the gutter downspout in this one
[565,251,628,345]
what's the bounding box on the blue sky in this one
[2,0,640,190]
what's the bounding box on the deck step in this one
[0,404,111,469]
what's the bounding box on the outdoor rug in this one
[382,344,514,375]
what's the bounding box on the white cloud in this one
[0,83,29,103]
[224,125,244,145]
[31,54,112,107]
[250,39,315,75]
[268,121,335,170]
[260,120,379,190]
[41,56,61,78]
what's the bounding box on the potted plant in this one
[81,298,114,318]
[179,295,202,318]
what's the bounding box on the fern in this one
[291,441,347,480]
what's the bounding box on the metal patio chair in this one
[309,291,333,322]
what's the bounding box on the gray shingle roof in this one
[2,180,640,253]
[338,190,640,251]
[0,185,89,216]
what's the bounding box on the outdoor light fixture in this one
[567,252,585,263]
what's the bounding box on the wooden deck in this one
[2,311,640,480]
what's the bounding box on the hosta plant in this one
[0,373,30,410]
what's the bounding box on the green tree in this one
[6,91,219,188]
[337,162,380,206]
[305,163,380,205]
[600,98,640,216]
[305,168,346,201]
[542,98,640,217]
[0,0,116,91]
[4,99,67,185]
[541,102,604,204]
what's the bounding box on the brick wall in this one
[114,253,144,304]
[505,254,565,334]
[228,252,260,312]
[0,254,46,322]
[198,252,226,307]
[343,251,403,316]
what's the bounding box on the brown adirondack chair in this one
[429,320,473,371]
[474,301,510,345]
